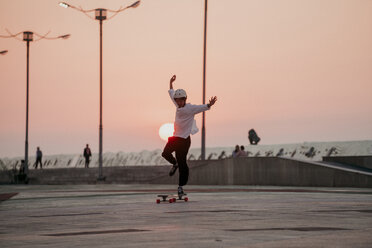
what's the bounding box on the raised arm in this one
[168,75,178,107]
[190,96,218,115]
[170,75,176,90]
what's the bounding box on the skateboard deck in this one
[156,194,189,204]
[173,193,188,202]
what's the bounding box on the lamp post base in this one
[97,176,106,183]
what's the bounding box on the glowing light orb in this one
[159,123,174,141]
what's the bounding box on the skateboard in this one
[156,194,189,204]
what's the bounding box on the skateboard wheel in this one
[156,199,160,204]
[169,199,173,203]
[184,197,189,202]
[173,198,176,202]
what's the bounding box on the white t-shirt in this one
[169,89,210,139]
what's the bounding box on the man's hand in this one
[170,75,176,89]
[208,96,217,108]
[170,75,176,83]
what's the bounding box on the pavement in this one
[1,184,372,248]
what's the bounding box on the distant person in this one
[239,145,248,157]
[83,144,92,168]
[248,129,261,145]
[161,74,217,197]
[232,145,240,158]
[34,147,43,169]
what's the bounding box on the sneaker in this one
[178,186,184,196]
[169,164,178,176]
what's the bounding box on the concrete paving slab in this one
[1,185,372,248]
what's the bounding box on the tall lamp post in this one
[0,30,70,175]
[59,1,141,181]
[201,0,208,160]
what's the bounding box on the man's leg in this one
[35,159,40,169]
[175,136,191,188]
[162,136,177,165]
[162,137,180,176]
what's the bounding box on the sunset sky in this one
[0,0,371,157]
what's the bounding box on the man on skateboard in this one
[162,75,217,196]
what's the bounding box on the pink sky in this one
[0,0,372,157]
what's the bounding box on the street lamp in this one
[59,1,141,181]
[0,30,70,176]
[0,50,8,55]
[23,31,33,176]
[59,2,69,8]
[201,0,208,160]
